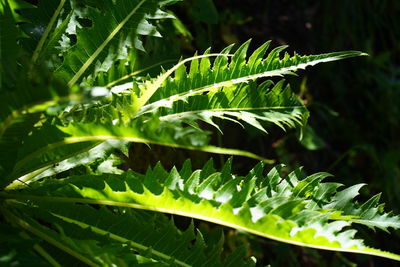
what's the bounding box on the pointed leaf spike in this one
[230,40,252,78]
[248,40,271,73]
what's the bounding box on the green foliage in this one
[6,160,400,260]
[0,0,398,265]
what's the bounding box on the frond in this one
[2,0,394,265]
[2,198,254,266]
[156,80,307,133]
[0,0,176,188]
[53,0,174,86]
[4,159,399,261]
[132,40,365,111]
[1,41,366,189]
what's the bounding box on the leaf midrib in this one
[67,0,147,87]
[159,106,305,121]
[6,135,270,189]
[3,193,399,261]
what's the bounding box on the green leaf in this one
[2,0,386,265]
[33,42,364,181]
[27,140,129,182]
[156,80,307,134]
[144,41,366,107]
[7,161,400,261]
[3,202,253,266]
[18,0,66,54]
[54,0,174,86]
[325,187,400,232]
[0,68,71,188]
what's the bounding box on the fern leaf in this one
[53,0,174,86]
[2,42,364,188]
[3,118,267,190]
[3,201,254,266]
[325,187,400,231]
[6,160,400,261]
[137,40,366,108]
[95,41,364,117]
[156,80,307,133]
[17,140,129,184]
[1,120,101,189]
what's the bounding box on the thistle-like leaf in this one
[156,80,306,134]
[2,200,254,266]
[1,41,365,189]
[5,160,400,261]
[133,40,366,111]
[53,0,174,86]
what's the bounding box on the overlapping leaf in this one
[5,159,400,261]
[2,41,365,188]
[156,81,306,134]
[136,40,365,108]
[54,0,174,86]
[0,0,175,188]
[17,0,68,56]
[0,70,71,188]
[3,200,254,266]
[3,1,394,264]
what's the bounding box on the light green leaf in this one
[7,161,400,261]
